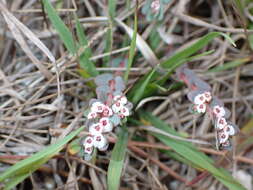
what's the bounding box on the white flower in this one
[203,91,212,103]
[224,124,236,136]
[93,134,108,150]
[218,131,229,143]
[195,104,206,113]
[83,136,94,154]
[216,117,227,130]
[87,111,97,119]
[194,94,206,104]
[91,102,104,113]
[102,105,113,117]
[213,105,226,118]
[151,0,160,13]
[112,101,123,113]
[113,95,127,105]
[99,117,113,133]
[89,123,103,135]
[119,106,130,117]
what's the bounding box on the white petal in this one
[203,91,212,102]
[93,134,108,149]
[216,117,227,130]
[87,111,97,119]
[91,102,104,113]
[213,105,226,118]
[196,104,206,113]
[225,124,236,136]
[89,123,103,135]
[99,117,113,133]
[194,94,206,104]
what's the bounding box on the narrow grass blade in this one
[124,4,138,82]
[140,112,246,190]
[208,58,249,72]
[132,69,156,104]
[107,127,128,190]
[0,126,84,187]
[75,16,98,76]
[43,0,76,54]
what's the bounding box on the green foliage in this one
[140,112,246,190]
[107,127,128,190]
[0,126,85,189]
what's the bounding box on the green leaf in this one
[0,126,84,188]
[140,112,246,190]
[43,0,76,54]
[124,4,138,82]
[107,127,128,190]
[208,58,249,72]
[108,0,116,19]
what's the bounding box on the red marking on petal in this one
[216,108,220,113]
[95,126,100,131]
[96,136,101,141]
[87,139,92,144]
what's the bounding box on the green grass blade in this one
[107,127,128,190]
[208,58,249,72]
[132,69,156,104]
[43,0,76,54]
[140,112,246,190]
[124,4,138,82]
[75,16,98,76]
[0,126,84,187]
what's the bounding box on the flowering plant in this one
[82,74,132,160]
[177,66,239,150]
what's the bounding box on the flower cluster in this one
[82,74,132,160]
[177,66,239,150]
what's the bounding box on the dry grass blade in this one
[0,3,52,79]
[115,18,159,67]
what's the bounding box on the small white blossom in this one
[213,105,226,118]
[93,134,108,150]
[113,95,127,105]
[203,91,212,103]
[91,102,104,113]
[102,105,113,117]
[151,0,160,13]
[83,136,94,154]
[99,117,113,133]
[194,94,206,105]
[89,123,103,135]
[216,117,227,130]
[224,124,236,136]
[112,101,123,113]
[194,104,206,113]
[87,111,97,119]
[119,106,130,117]
[218,131,229,143]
